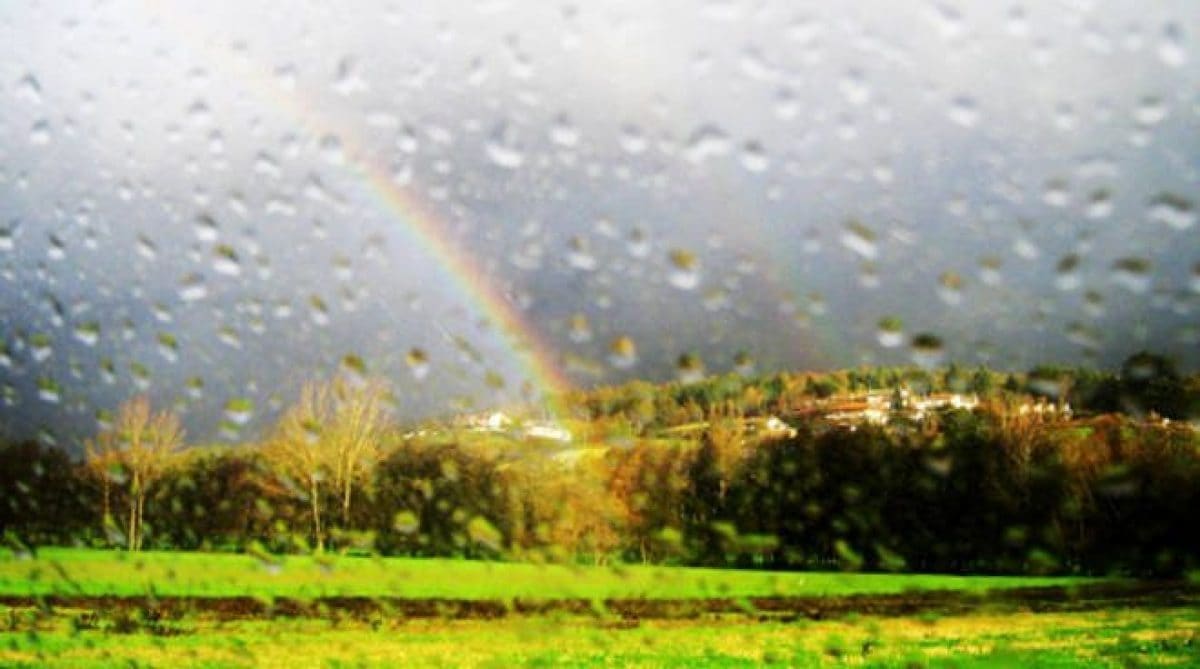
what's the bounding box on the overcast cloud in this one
[1,0,1197,445]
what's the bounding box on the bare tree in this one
[263,377,390,551]
[328,377,389,528]
[83,428,120,544]
[86,397,184,551]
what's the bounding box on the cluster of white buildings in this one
[459,411,573,443]
[814,389,982,427]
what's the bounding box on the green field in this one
[0,548,1094,600]
[2,549,1195,667]
[2,607,1197,667]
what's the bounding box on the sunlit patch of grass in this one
[0,607,1197,668]
[0,547,1097,600]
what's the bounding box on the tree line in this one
[1,354,1197,577]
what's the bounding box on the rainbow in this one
[355,167,576,405]
[144,2,574,408]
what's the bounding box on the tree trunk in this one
[101,476,111,544]
[310,477,324,552]
[127,472,139,551]
[136,490,146,551]
[341,480,352,528]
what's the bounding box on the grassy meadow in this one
[0,548,1095,600]
[1,606,1197,667]
[2,548,1196,667]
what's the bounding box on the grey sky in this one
[1,0,1197,446]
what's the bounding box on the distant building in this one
[798,390,981,426]
[456,410,573,442]
[524,423,572,442]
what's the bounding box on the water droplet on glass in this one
[549,113,579,147]
[333,55,368,95]
[1043,179,1070,207]
[947,96,979,127]
[15,73,42,103]
[733,351,755,376]
[224,397,254,426]
[627,227,650,258]
[1147,193,1195,230]
[1110,257,1152,293]
[0,223,16,252]
[566,236,597,271]
[684,124,731,164]
[876,317,904,348]
[309,295,330,325]
[668,249,700,290]
[340,353,367,381]
[73,322,100,347]
[841,220,878,260]
[157,332,179,362]
[568,313,592,343]
[485,121,525,169]
[319,134,345,165]
[840,69,871,106]
[178,272,207,302]
[1158,22,1187,67]
[194,213,220,242]
[1085,188,1113,219]
[37,377,61,404]
[213,244,241,276]
[910,333,945,368]
[1134,96,1169,126]
[676,353,705,383]
[29,120,51,145]
[740,141,769,172]
[618,124,648,154]
[936,272,964,305]
[1055,254,1081,291]
[406,347,430,380]
[608,335,638,369]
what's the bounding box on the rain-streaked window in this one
[1,1,1197,666]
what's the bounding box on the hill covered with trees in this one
[2,352,1197,577]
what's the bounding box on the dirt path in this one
[2,580,1196,622]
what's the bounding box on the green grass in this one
[0,548,1096,600]
[0,607,1195,667]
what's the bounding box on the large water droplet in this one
[936,272,964,305]
[1147,193,1195,230]
[406,348,430,380]
[947,96,979,127]
[683,124,731,164]
[876,316,904,348]
[485,121,525,169]
[224,397,255,426]
[73,322,100,347]
[568,313,592,343]
[15,73,42,103]
[549,113,579,147]
[213,244,241,276]
[841,220,878,260]
[29,120,51,145]
[668,249,700,290]
[740,141,769,172]
[618,124,648,154]
[676,353,705,384]
[1110,257,1152,293]
[1158,22,1187,68]
[333,55,368,95]
[910,333,945,368]
[608,335,638,369]
[1055,254,1081,291]
[566,236,597,271]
